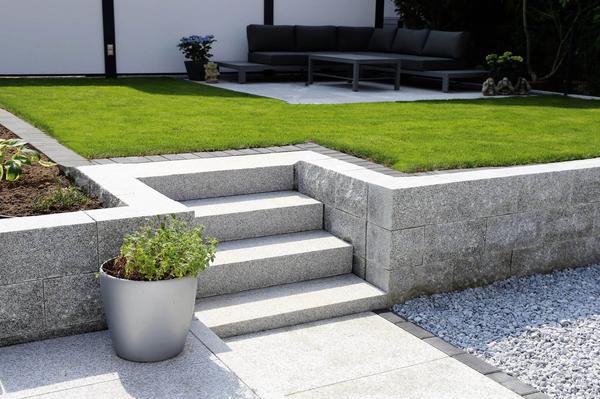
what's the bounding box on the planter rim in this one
[100,258,198,285]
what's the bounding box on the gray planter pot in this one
[99,260,198,362]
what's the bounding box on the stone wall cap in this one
[0,211,95,233]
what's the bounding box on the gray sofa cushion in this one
[368,28,397,52]
[248,52,310,66]
[391,28,430,55]
[296,25,337,51]
[422,31,469,59]
[337,27,374,52]
[247,25,295,52]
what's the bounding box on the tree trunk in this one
[522,0,536,81]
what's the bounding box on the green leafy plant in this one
[0,138,55,181]
[107,216,218,281]
[33,186,90,213]
[177,35,216,64]
[485,51,525,81]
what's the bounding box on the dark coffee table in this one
[307,53,402,92]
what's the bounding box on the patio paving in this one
[198,80,487,104]
[0,312,523,398]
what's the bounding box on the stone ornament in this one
[482,77,497,96]
[204,62,220,83]
[515,77,531,95]
[495,77,515,95]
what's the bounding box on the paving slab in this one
[194,80,488,104]
[215,313,447,398]
[287,357,523,399]
[0,331,257,399]
[0,312,527,399]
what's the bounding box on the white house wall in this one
[114,0,264,74]
[274,0,375,26]
[0,0,105,75]
[1,0,383,75]
[384,0,396,18]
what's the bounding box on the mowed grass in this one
[0,77,598,172]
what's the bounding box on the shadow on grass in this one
[0,76,265,100]
[443,95,600,110]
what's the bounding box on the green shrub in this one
[109,216,218,281]
[33,186,90,213]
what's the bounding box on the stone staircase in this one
[181,165,388,338]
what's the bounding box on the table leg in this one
[352,62,360,92]
[442,75,450,93]
[307,58,314,86]
[394,62,401,91]
[238,71,247,84]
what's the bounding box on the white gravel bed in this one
[393,265,600,399]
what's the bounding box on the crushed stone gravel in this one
[393,265,600,399]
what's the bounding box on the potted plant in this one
[177,35,217,81]
[485,51,525,84]
[99,216,217,362]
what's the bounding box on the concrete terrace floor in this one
[0,313,523,399]
[195,79,487,104]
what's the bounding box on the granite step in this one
[140,164,294,201]
[182,191,323,242]
[197,230,352,298]
[194,274,388,338]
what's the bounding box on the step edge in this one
[209,293,389,338]
[213,241,352,266]
[191,201,322,218]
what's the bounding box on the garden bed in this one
[0,125,101,217]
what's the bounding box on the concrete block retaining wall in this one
[2,150,599,347]
[0,209,193,347]
[296,159,600,303]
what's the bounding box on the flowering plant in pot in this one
[100,216,217,362]
[177,35,216,81]
[485,51,525,84]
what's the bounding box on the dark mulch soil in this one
[0,124,102,217]
[102,256,167,281]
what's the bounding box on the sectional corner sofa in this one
[223,24,485,92]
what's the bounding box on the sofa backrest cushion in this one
[296,25,337,51]
[391,28,430,55]
[422,30,469,59]
[368,28,397,52]
[337,27,374,52]
[247,25,295,52]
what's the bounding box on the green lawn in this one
[0,77,598,172]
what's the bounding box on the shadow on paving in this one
[0,331,255,398]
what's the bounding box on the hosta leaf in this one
[4,160,22,181]
[5,139,27,147]
[20,148,40,162]
[13,154,31,166]
[38,160,56,168]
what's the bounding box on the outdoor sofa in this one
[226,24,483,92]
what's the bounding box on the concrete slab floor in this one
[0,312,522,399]
[195,80,492,105]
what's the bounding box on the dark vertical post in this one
[375,0,385,28]
[264,0,274,25]
[102,0,117,78]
